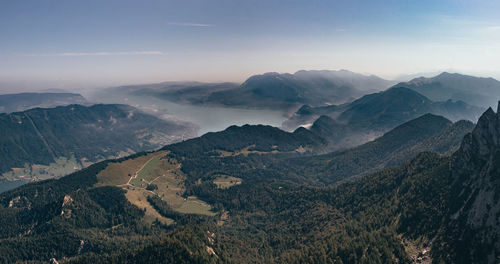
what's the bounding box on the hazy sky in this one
[1,0,500,91]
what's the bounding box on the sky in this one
[1,0,500,92]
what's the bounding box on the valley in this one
[90,91,289,136]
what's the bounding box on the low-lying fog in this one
[91,93,289,137]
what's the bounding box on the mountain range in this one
[284,87,483,150]
[205,70,394,109]
[0,92,89,113]
[98,71,500,113]
[283,113,474,185]
[395,72,500,107]
[98,70,394,111]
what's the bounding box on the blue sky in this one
[1,0,500,91]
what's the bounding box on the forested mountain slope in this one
[0,104,196,186]
[284,87,482,150]
[283,114,474,185]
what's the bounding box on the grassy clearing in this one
[96,152,165,186]
[97,150,215,219]
[129,152,175,188]
[137,155,162,181]
[124,187,174,225]
[214,145,275,157]
[213,175,242,189]
[141,159,215,216]
[214,144,280,157]
[1,156,80,182]
[176,197,215,215]
[213,144,311,158]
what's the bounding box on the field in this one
[124,187,174,225]
[129,155,163,187]
[96,153,159,186]
[96,150,215,224]
[1,156,81,182]
[214,144,279,157]
[212,144,309,158]
[213,175,242,189]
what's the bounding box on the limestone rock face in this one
[446,102,500,263]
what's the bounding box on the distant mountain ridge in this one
[394,72,500,107]
[337,87,481,125]
[104,81,239,105]
[99,70,394,111]
[0,92,89,113]
[284,87,483,150]
[206,70,394,109]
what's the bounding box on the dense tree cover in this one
[1,110,498,263]
[168,115,472,190]
[164,124,326,156]
[69,225,218,264]
[282,114,474,185]
[0,154,158,263]
[182,153,449,263]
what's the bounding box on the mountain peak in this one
[458,103,500,159]
[436,71,455,77]
[447,103,500,262]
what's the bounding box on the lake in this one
[119,95,290,136]
[0,180,27,194]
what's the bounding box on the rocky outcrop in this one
[442,102,500,263]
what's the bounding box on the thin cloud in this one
[22,51,167,57]
[484,26,500,32]
[168,22,214,27]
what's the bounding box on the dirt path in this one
[126,155,158,185]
